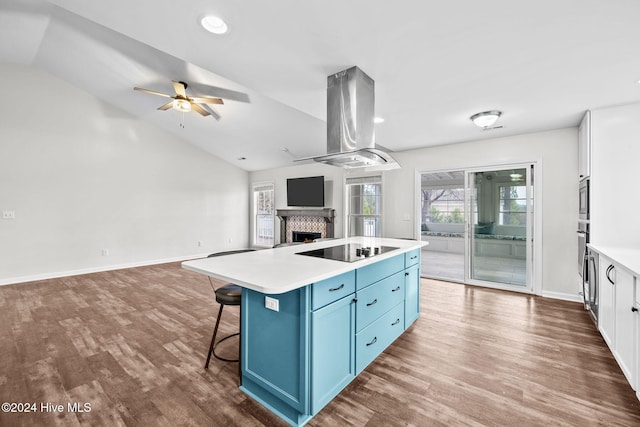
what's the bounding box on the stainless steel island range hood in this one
[296,66,399,170]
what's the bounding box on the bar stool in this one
[204,249,254,370]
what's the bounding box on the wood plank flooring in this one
[1,263,639,426]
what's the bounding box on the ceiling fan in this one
[133,81,223,117]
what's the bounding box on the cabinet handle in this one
[632,307,638,313]
[410,255,417,260]
[366,299,377,307]
[405,272,409,276]
[391,318,400,326]
[606,264,615,285]
[366,337,377,346]
[392,286,401,292]
[329,283,344,292]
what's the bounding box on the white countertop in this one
[182,237,427,294]
[587,244,640,277]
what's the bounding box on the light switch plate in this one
[265,296,279,312]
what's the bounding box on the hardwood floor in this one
[1,263,638,426]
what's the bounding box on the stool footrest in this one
[212,332,240,362]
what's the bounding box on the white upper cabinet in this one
[590,103,640,247]
[578,110,591,180]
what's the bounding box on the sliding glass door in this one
[467,166,532,289]
[420,164,535,293]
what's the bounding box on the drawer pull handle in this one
[632,307,638,313]
[329,283,345,292]
[392,286,401,292]
[366,337,377,346]
[392,318,400,326]
[366,299,377,307]
[410,256,417,260]
[405,272,409,276]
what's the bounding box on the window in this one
[421,187,465,224]
[498,184,526,225]
[253,183,274,247]
[346,176,382,237]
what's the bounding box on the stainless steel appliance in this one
[579,178,589,220]
[295,66,399,170]
[578,177,596,322]
[577,221,588,278]
[582,248,598,323]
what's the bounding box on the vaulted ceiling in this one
[2,0,640,171]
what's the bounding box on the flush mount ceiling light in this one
[200,15,228,34]
[470,110,502,128]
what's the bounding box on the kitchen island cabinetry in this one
[183,237,425,426]
[240,250,420,426]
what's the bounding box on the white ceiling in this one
[2,0,640,171]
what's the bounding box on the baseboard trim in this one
[0,253,211,286]
[540,290,583,303]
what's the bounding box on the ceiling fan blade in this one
[157,101,174,111]
[190,96,224,105]
[191,103,211,117]
[201,104,221,121]
[172,81,187,98]
[197,84,251,103]
[134,87,173,98]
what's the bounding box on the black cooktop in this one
[296,243,399,263]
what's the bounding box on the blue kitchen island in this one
[182,237,425,426]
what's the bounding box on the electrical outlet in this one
[2,211,15,219]
[102,248,109,256]
[197,241,203,247]
[265,296,279,312]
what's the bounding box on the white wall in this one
[249,163,346,245]
[0,64,249,284]
[385,128,578,299]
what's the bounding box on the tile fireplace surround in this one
[276,208,335,244]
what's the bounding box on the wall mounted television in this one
[287,176,324,207]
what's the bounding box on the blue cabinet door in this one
[404,264,420,327]
[311,294,355,414]
[241,287,310,419]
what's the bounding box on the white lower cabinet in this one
[614,265,636,388]
[599,255,637,391]
[599,256,615,347]
[637,289,640,400]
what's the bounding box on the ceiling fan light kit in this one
[172,99,191,112]
[470,110,502,128]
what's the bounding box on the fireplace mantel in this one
[276,208,335,220]
[276,208,335,243]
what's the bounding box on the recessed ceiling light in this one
[201,15,228,34]
[374,117,385,124]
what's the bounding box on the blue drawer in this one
[355,302,405,373]
[356,254,404,290]
[355,271,404,332]
[405,248,420,268]
[312,270,356,310]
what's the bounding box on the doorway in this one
[419,164,536,293]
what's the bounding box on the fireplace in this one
[292,231,322,243]
[276,208,335,244]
